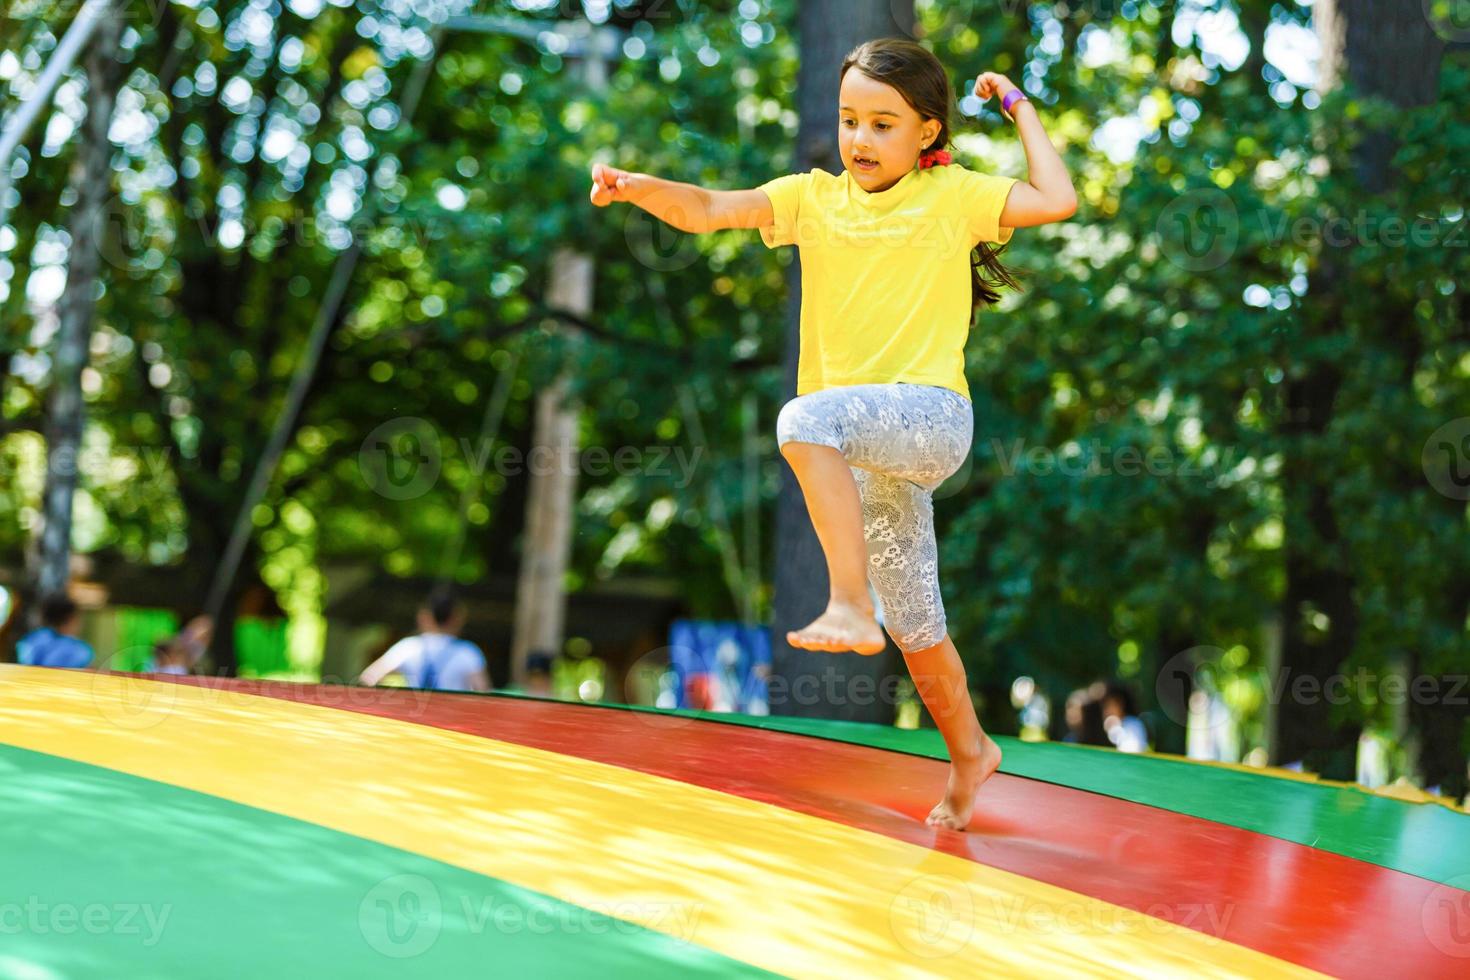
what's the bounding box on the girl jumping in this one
[590,37,1077,830]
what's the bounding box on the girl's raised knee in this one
[775,399,804,447]
[892,620,947,655]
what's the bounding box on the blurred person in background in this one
[16,595,94,670]
[1101,681,1150,753]
[358,587,490,693]
[1079,695,1112,747]
[1061,686,1112,747]
[145,614,214,675]
[524,651,555,697]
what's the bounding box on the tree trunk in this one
[770,0,915,723]
[1273,0,1445,776]
[511,247,588,686]
[33,2,123,616]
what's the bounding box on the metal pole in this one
[437,343,522,582]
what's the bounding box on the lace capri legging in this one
[775,382,973,654]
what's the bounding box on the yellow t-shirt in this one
[757,163,1018,402]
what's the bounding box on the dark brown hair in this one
[39,593,79,628]
[839,37,1026,315]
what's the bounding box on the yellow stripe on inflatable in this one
[0,666,1321,979]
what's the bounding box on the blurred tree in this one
[766,0,917,725]
[1277,0,1459,783]
[34,1,125,618]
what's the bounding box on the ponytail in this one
[970,241,1027,317]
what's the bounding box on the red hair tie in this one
[918,148,952,169]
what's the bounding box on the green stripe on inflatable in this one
[0,744,772,979]
[491,690,1470,885]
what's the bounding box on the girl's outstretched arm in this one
[973,72,1078,228]
[589,163,773,234]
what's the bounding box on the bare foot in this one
[786,600,886,655]
[926,733,1002,831]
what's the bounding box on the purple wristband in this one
[1002,89,1029,117]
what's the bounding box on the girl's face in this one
[838,68,942,193]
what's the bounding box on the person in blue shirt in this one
[358,587,490,693]
[16,594,94,669]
